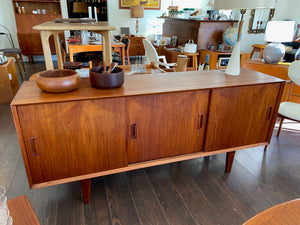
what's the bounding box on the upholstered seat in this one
[278,102,300,121]
[276,60,300,136]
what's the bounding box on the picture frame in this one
[119,0,161,10]
[171,36,177,47]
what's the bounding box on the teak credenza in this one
[11,69,284,203]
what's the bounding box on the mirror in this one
[248,8,275,34]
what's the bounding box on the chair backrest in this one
[142,39,159,66]
[288,60,300,86]
[0,24,15,48]
[121,38,130,51]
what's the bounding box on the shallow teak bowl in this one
[35,69,80,93]
[89,66,124,89]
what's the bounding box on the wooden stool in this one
[250,44,267,59]
[183,52,199,70]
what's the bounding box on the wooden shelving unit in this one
[12,0,62,62]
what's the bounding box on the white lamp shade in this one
[214,0,276,10]
[265,21,295,42]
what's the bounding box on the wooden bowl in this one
[90,67,124,89]
[63,62,83,70]
[35,69,80,93]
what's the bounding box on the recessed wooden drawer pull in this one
[131,123,137,139]
[29,137,38,156]
[266,107,273,120]
[197,114,204,129]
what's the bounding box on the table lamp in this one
[214,0,276,75]
[263,21,295,64]
[130,5,144,36]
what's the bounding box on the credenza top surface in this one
[11,68,284,106]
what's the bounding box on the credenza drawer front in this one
[126,90,209,164]
[17,98,127,185]
[205,83,281,152]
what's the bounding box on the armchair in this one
[142,39,176,69]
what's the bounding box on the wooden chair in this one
[142,39,176,70]
[276,60,300,137]
[0,24,26,81]
[113,38,131,65]
[250,44,267,59]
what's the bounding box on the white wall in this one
[1,0,299,54]
[239,0,300,52]
[0,0,18,49]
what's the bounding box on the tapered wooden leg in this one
[276,117,284,137]
[264,145,268,151]
[225,151,236,173]
[80,179,91,204]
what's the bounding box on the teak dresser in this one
[10,69,284,203]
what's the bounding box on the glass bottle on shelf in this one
[203,54,210,70]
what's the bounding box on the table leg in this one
[53,32,63,69]
[194,56,198,70]
[100,31,112,66]
[80,178,91,204]
[69,48,74,62]
[40,30,54,70]
[225,151,235,173]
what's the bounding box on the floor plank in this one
[126,170,170,225]
[104,173,141,225]
[146,166,198,225]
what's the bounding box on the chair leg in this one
[276,117,284,137]
[18,53,26,73]
[250,49,255,59]
[264,145,268,151]
[12,53,24,81]
[127,54,130,65]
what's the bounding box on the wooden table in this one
[33,21,116,70]
[244,59,300,103]
[11,69,284,204]
[243,198,300,224]
[0,57,19,103]
[68,41,126,65]
[7,196,40,225]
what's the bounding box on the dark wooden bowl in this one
[63,62,83,70]
[89,67,124,89]
[35,69,80,93]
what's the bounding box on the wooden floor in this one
[0,62,299,225]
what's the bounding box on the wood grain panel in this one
[16,98,127,185]
[11,69,284,106]
[15,14,61,34]
[205,83,281,151]
[17,33,57,55]
[163,18,235,49]
[126,90,209,163]
[244,59,300,103]
[0,58,19,103]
